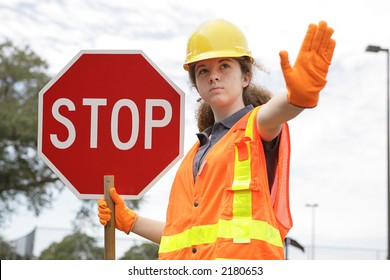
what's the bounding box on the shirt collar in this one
[219,104,254,129]
[196,105,254,145]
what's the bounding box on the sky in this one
[1,0,390,260]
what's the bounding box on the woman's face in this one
[194,57,250,112]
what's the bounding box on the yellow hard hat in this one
[184,19,253,71]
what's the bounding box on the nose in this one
[209,69,220,83]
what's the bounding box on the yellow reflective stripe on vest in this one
[159,219,283,253]
[230,108,258,243]
[232,142,252,243]
[244,106,257,139]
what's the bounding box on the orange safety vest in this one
[159,106,292,260]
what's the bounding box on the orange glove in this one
[279,21,336,108]
[97,187,138,234]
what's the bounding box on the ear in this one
[242,73,251,88]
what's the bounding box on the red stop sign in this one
[38,50,184,199]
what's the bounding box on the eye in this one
[220,63,231,70]
[196,68,208,76]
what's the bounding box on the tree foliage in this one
[0,41,62,225]
[120,242,159,260]
[38,232,104,260]
[0,235,23,260]
[37,231,158,260]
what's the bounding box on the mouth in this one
[209,86,223,93]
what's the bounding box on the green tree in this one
[0,41,61,225]
[0,235,23,260]
[39,232,104,260]
[120,242,159,260]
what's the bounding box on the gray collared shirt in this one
[193,105,280,189]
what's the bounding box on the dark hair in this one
[188,57,273,131]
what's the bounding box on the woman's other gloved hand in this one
[279,21,336,108]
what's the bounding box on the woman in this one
[98,19,336,260]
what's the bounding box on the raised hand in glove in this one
[98,187,137,234]
[279,21,336,108]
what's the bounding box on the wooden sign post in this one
[104,175,115,260]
